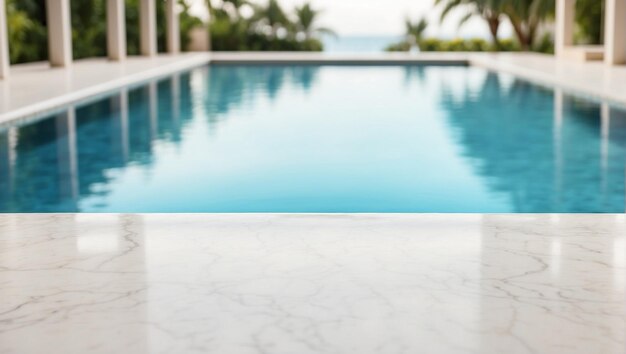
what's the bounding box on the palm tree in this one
[294,3,336,40]
[206,0,248,20]
[502,0,555,51]
[206,0,248,11]
[251,0,291,38]
[405,17,428,51]
[435,0,503,49]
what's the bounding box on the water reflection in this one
[0,65,624,212]
[0,66,320,212]
[438,72,626,212]
[0,73,190,212]
[206,65,320,117]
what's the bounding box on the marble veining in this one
[0,214,625,354]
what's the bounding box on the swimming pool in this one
[0,64,624,212]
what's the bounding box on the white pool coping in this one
[0,53,211,125]
[468,52,626,109]
[2,51,626,126]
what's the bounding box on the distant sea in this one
[322,35,403,53]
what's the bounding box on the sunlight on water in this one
[0,64,624,212]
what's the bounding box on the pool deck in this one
[0,53,211,125]
[469,53,626,108]
[2,51,626,125]
[1,213,625,354]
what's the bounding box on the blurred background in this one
[5,0,605,61]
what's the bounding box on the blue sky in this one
[189,0,514,38]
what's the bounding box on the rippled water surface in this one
[1,65,624,212]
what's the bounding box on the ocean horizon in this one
[322,34,495,53]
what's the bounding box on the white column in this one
[605,0,626,65]
[107,0,126,61]
[46,0,73,67]
[187,26,210,51]
[139,0,157,56]
[0,0,10,79]
[166,0,180,54]
[555,0,575,58]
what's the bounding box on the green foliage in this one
[388,37,521,53]
[208,0,327,51]
[294,3,335,39]
[251,0,289,33]
[386,17,428,52]
[386,15,510,53]
[497,38,521,52]
[434,0,556,51]
[533,33,554,54]
[71,0,107,59]
[4,0,594,58]
[6,0,47,64]
[385,41,411,52]
[464,38,490,51]
[405,17,428,49]
[575,0,603,44]
[6,0,204,64]
[502,0,554,50]
[435,0,503,48]
[419,38,442,52]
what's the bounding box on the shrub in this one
[385,41,411,52]
[390,37,525,53]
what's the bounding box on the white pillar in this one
[107,0,126,61]
[187,26,210,51]
[46,0,73,67]
[166,0,180,54]
[0,0,10,79]
[139,0,157,56]
[555,0,575,58]
[605,0,626,65]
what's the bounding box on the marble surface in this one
[0,53,210,124]
[1,214,625,354]
[469,52,626,108]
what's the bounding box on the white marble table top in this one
[1,214,625,354]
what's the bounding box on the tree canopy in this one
[433,0,603,51]
[207,0,327,51]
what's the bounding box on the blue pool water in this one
[0,65,625,213]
